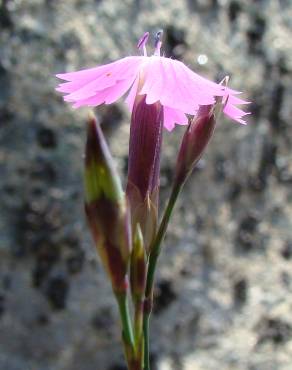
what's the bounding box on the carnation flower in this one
[56,32,250,131]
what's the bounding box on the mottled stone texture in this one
[0,1,292,370]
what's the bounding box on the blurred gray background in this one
[0,0,292,369]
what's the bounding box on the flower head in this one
[56,32,250,131]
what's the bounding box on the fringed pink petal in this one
[56,44,251,126]
[125,77,140,111]
[70,76,137,108]
[140,57,218,115]
[234,118,248,125]
[55,63,115,93]
[72,90,109,108]
[56,63,112,82]
[224,94,251,106]
[141,58,197,115]
[163,106,188,131]
[164,59,217,107]
[178,62,251,126]
[223,98,251,125]
[139,57,163,104]
[160,59,199,113]
[56,56,144,104]
[179,60,227,96]
[224,103,246,118]
[104,76,137,104]
[56,56,143,82]
[56,62,123,95]
[56,80,92,93]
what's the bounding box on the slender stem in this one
[146,183,182,297]
[133,298,144,368]
[116,292,135,368]
[134,299,143,348]
[143,182,183,370]
[143,312,150,370]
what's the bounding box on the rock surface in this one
[0,0,292,369]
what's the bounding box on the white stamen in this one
[137,32,149,57]
[154,30,163,56]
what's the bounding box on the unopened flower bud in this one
[84,114,131,294]
[126,95,163,251]
[130,224,146,301]
[174,104,218,186]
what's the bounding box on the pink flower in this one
[56,32,250,131]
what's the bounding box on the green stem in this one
[146,183,181,296]
[143,312,150,370]
[133,299,143,348]
[116,292,135,367]
[143,182,183,370]
[133,298,144,368]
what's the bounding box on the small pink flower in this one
[56,32,250,131]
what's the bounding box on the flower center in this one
[137,30,163,57]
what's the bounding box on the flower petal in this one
[71,76,137,108]
[139,57,164,104]
[140,57,218,115]
[125,76,140,111]
[56,47,251,126]
[223,97,251,124]
[163,106,188,131]
[225,94,251,106]
[56,56,145,104]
